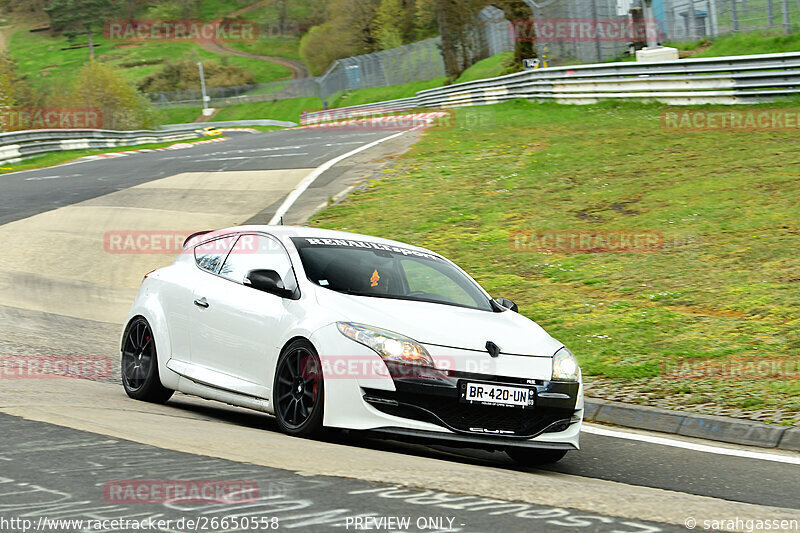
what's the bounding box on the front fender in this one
[122,279,179,390]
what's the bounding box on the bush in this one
[0,53,24,110]
[137,57,257,92]
[72,61,154,130]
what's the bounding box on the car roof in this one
[209,225,440,257]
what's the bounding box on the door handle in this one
[193,297,209,309]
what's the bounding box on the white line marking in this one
[268,130,409,225]
[194,153,308,162]
[25,174,83,181]
[582,424,800,465]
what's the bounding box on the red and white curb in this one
[81,136,229,161]
[296,112,450,130]
[218,128,260,134]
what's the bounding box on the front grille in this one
[431,400,566,434]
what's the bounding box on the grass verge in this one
[455,51,515,83]
[154,107,205,125]
[212,96,322,122]
[331,78,448,108]
[668,29,800,57]
[309,100,800,425]
[226,35,302,60]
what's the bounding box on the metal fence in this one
[147,38,446,108]
[471,0,800,64]
[316,38,446,100]
[661,0,800,40]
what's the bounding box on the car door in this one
[189,233,299,398]
[173,234,238,377]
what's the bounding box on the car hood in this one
[314,287,563,357]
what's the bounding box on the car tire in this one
[505,447,568,466]
[273,339,325,437]
[121,317,174,404]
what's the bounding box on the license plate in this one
[461,381,534,408]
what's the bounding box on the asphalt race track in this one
[0,129,396,226]
[0,127,798,533]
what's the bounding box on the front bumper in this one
[364,363,579,441]
[311,324,582,450]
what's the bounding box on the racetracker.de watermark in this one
[103,480,259,505]
[104,20,258,42]
[510,230,664,254]
[301,106,409,125]
[297,112,482,132]
[663,359,800,381]
[1,108,102,131]
[510,18,663,43]
[103,231,258,255]
[0,355,112,379]
[662,109,800,132]
[316,355,512,379]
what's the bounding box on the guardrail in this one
[0,119,297,165]
[0,130,198,165]
[301,51,800,123]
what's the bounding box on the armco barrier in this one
[0,119,297,165]
[302,51,800,124]
[0,130,198,165]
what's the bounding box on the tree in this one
[275,0,289,34]
[71,61,153,130]
[434,0,484,78]
[433,0,536,78]
[375,0,405,50]
[300,0,382,75]
[493,0,536,69]
[0,0,49,14]
[44,0,121,59]
[414,0,439,40]
[300,21,356,75]
[375,0,417,49]
[329,0,382,53]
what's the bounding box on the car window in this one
[400,259,478,308]
[194,235,237,274]
[219,234,298,292]
[291,237,492,311]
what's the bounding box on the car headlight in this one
[337,322,434,367]
[552,347,580,382]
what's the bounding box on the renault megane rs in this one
[121,226,583,464]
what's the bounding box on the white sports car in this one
[121,226,583,464]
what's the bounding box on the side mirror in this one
[495,297,519,313]
[245,269,294,299]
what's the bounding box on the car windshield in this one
[291,237,493,311]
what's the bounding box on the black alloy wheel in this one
[121,317,173,403]
[273,340,324,436]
